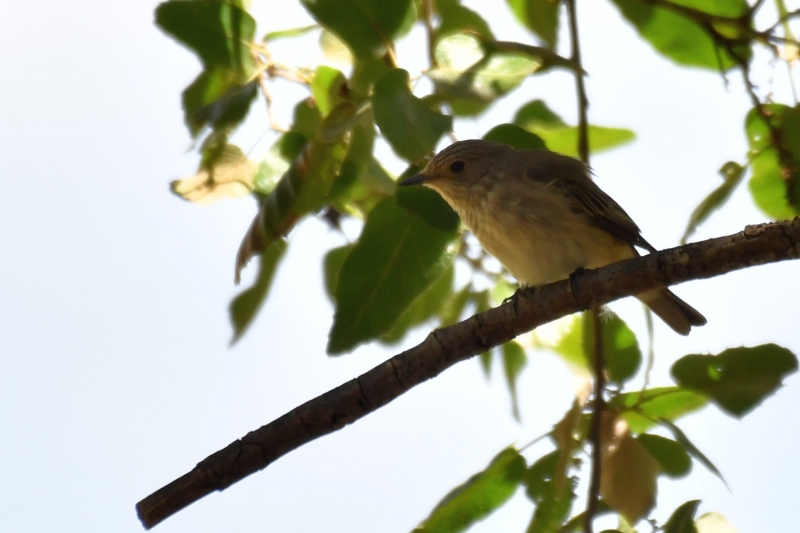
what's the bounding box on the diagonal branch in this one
[136,218,800,529]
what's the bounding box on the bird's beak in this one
[398,173,429,187]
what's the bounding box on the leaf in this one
[182,71,259,137]
[609,387,708,434]
[415,447,526,533]
[439,283,473,326]
[311,66,347,117]
[428,34,541,103]
[583,311,641,384]
[323,244,354,301]
[514,100,634,157]
[501,341,527,421]
[328,191,458,354]
[229,240,288,344]
[506,0,560,48]
[658,418,726,487]
[671,344,799,417]
[557,502,613,533]
[681,161,746,244]
[263,24,317,42]
[599,413,658,524]
[524,451,575,533]
[607,0,751,71]
[483,124,547,150]
[695,512,737,533]
[436,0,495,41]
[636,434,692,478]
[664,500,701,533]
[381,264,454,344]
[171,143,257,204]
[372,69,452,162]
[395,182,460,231]
[155,1,256,73]
[300,0,415,60]
[746,104,800,219]
[552,395,587,496]
[235,137,348,283]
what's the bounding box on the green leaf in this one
[300,0,415,60]
[746,104,800,219]
[311,66,347,117]
[636,434,692,478]
[694,512,737,533]
[549,314,590,373]
[395,182,460,232]
[502,341,527,421]
[372,69,453,162]
[668,0,747,17]
[155,0,256,73]
[428,34,541,103]
[664,500,701,533]
[609,387,708,434]
[439,283,473,326]
[506,0,560,48]
[483,124,547,150]
[658,418,726,486]
[681,161,746,244]
[583,311,641,384]
[671,344,798,417]
[323,244,354,301]
[229,240,288,344]
[524,451,575,533]
[514,100,634,157]
[557,502,613,533]
[263,24,317,42]
[328,192,458,353]
[436,0,494,41]
[607,0,751,71]
[415,447,526,533]
[381,264,454,344]
[182,71,259,137]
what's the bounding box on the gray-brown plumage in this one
[399,139,706,335]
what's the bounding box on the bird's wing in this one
[562,177,657,252]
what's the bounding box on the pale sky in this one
[1,1,798,532]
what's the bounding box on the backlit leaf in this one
[171,143,256,204]
[415,448,526,533]
[583,311,641,384]
[501,341,527,421]
[609,387,708,434]
[681,161,746,244]
[506,0,560,48]
[664,500,701,533]
[636,434,692,478]
[524,451,575,533]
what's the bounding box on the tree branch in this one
[136,218,800,529]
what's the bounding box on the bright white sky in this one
[1,1,798,532]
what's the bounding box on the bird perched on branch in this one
[399,139,706,335]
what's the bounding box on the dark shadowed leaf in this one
[501,341,527,421]
[428,34,541,103]
[506,0,560,48]
[514,100,634,157]
[746,104,800,219]
[671,344,798,417]
[182,72,259,136]
[415,448,526,533]
[229,240,288,344]
[300,0,415,60]
[328,192,458,353]
[681,161,746,244]
[658,419,726,486]
[323,244,354,301]
[483,124,547,150]
[608,0,750,70]
[609,387,708,434]
[524,451,575,533]
[636,434,692,478]
[583,311,641,384]
[664,500,701,533]
[381,264,454,344]
[155,0,256,72]
[373,69,453,162]
[396,183,460,231]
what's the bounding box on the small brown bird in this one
[399,139,706,335]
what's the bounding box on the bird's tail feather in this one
[637,288,706,336]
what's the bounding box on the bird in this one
[398,139,706,335]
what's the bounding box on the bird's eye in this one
[450,160,465,173]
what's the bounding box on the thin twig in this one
[422,0,437,68]
[566,0,589,165]
[585,308,605,533]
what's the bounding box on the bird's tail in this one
[636,289,707,336]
